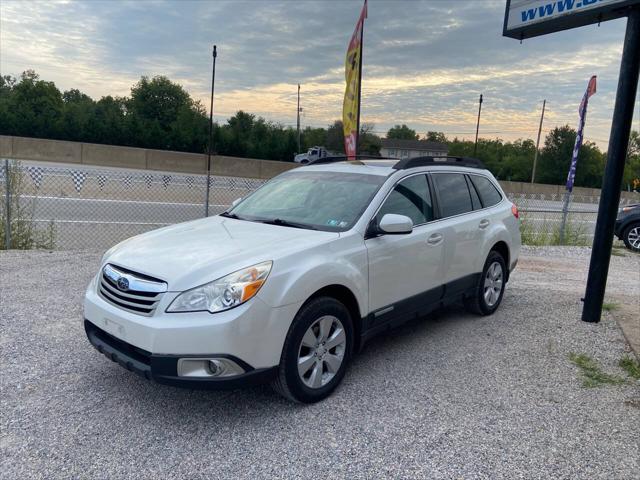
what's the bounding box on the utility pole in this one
[297,84,301,153]
[204,45,217,217]
[474,94,483,156]
[532,99,546,183]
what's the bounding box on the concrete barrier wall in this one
[1,135,638,201]
[0,135,295,179]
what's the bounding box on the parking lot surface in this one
[1,247,638,479]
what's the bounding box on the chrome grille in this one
[99,264,167,316]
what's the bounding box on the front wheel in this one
[272,297,353,403]
[623,222,640,252]
[464,251,507,315]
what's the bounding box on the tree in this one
[425,131,448,143]
[386,124,418,140]
[359,123,381,156]
[536,125,605,188]
[326,120,345,153]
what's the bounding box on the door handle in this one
[427,233,443,245]
[479,219,490,229]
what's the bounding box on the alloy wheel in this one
[483,261,503,307]
[297,315,346,389]
[628,226,640,249]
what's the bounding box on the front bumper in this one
[85,320,277,389]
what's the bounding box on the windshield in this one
[227,170,386,231]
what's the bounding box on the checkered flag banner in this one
[27,166,44,189]
[185,176,195,189]
[122,175,133,188]
[71,170,87,193]
[97,174,107,189]
[162,175,172,189]
[144,174,153,188]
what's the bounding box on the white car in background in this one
[84,156,521,403]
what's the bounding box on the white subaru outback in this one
[84,157,521,403]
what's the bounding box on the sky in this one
[1,0,638,148]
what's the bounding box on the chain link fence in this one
[1,158,637,250]
[0,159,265,250]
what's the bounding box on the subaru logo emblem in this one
[117,277,130,291]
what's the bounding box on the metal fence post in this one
[559,190,571,245]
[4,159,11,249]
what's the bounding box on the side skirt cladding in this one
[359,273,481,347]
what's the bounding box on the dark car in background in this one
[615,204,640,252]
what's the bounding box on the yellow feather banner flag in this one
[343,0,367,159]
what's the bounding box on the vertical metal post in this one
[559,189,571,245]
[474,94,483,156]
[4,159,11,250]
[582,8,640,323]
[205,45,217,217]
[297,84,301,153]
[532,99,546,183]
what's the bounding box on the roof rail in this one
[392,156,485,170]
[306,155,393,165]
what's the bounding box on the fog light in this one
[177,357,245,378]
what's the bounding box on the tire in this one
[272,297,353,403]
[464,251,507,316]
[622,222,640,252]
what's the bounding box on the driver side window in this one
[376,175,433,226]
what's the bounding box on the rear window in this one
[470,175,502,207]
[432,173,473,218]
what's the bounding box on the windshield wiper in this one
[219,211,244,220]
[258,218,317,230]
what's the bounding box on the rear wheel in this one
[464,251,507,315]
[272,297,353,403]
[623,222,640,252]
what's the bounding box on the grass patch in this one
[568,353,626,388]
[519,213,589,246]
[601,302,620,312]
[611,248,627,257]
[619,356,640,380]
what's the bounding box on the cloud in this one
[0,0,634,148]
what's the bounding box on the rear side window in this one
[470,175,502,207]
[432,173,473,218]
[376,174,433,226]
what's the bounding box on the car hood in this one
[103,216,338,291]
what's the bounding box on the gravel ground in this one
[1,247,639,479]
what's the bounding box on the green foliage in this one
[387,124,418,140]
[537,125,606,188]
[519,213,589,246]
[425,131,447,143]
[619,356,640,380]
[568,353,626,388]
[0,161,56,250]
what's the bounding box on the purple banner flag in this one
[566,75,597,192]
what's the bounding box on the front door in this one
[365,174,444,328]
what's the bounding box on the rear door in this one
[430,172,487,296]
[365,174,445,325]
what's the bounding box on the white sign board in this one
[504,0,639,39]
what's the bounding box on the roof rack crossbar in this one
[306,155,392,165]
[392,156,485,170]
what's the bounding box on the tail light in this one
[511,204,519,219]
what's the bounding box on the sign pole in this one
[532,99,546,183]
[582,7,640,322]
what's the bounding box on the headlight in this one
[166,261,272,313]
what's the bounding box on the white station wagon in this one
[84,157,521,403]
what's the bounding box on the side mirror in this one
[378,214,413,234]
[231,197,242,207]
